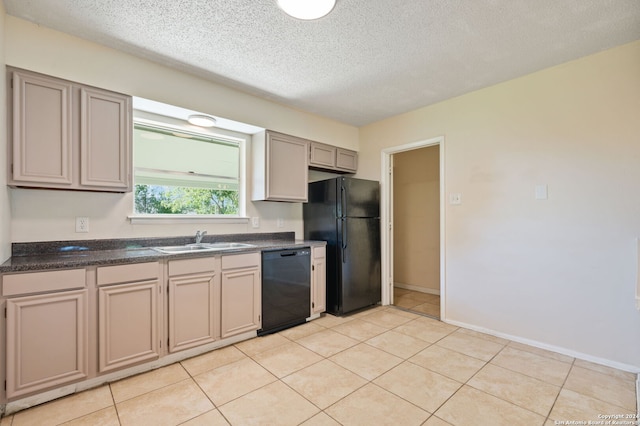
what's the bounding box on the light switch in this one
[449,193,462,205]
[535,184,548,200]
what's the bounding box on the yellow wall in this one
[360,41,640,368]
[393,146,440,293]
[3,16,359,242]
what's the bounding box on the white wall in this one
[4,16,359,242]
[359,41,640,369]
[0,4,10,262]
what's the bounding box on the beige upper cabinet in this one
[80,87,131,190]
[220,252,261,338]
[252,130,308,202]
[8,67,132,192]
[311,245,327,315]
[309,141,358,174]
[10,71,74,185]
[309,142,336,169]
[168,256,221,353]
[335,148,358,173]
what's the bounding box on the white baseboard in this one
[444,318,640,374]
[394,282,440,296]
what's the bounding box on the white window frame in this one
[128,116,250,225]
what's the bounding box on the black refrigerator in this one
[303,177,381,315]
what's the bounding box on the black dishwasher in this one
[259,248,311,336]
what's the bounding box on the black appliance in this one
[259,248,311,335]
[303,177,381,315]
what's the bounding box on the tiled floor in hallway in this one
[394,287,441,319]
[1,306,637,426]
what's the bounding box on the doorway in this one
[380,137,445,319]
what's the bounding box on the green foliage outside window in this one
[135,185,239,215]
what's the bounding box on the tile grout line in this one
[107,382,123,426]
[8,306,637,425]
[178,360,233,426]
[544,356,577,425]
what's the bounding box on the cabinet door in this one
[98,280,159,373]
[309,142,336,169]
[80,87,132,191]
[169,272,219,353]
[335,148,358,172]
[265,131,308,202]
[6,290,88,399]
[11,71,73,186]
[220,268,261,338]
[311,246,327,314]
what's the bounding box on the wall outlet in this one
[535,184,548,200]
[75,217,89,233]
[277,218,284,228]
[251,217,260,228]
[449,193,462,205]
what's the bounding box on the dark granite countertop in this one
[0,232,326,273]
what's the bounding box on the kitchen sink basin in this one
[152,242,256,254]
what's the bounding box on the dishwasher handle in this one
[262,248,311,261]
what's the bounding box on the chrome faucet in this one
[195,230,207,244]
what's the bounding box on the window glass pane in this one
[133,123,242,215]
[134,185,239,215]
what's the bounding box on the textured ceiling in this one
[4,0,640,126]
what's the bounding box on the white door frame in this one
[380,136,446,319]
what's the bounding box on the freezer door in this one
[337,217,381,314]
[338,177,380,218]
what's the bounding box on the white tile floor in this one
[1,306,637,426]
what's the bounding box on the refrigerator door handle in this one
[341,218,347,263]
[340,185,347,217]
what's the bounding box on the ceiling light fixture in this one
[187,114,217,127]
[277,0,336,20]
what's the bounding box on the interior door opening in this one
[380,136,445,320]
[391,145,441,318]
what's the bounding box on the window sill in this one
[128,215,250,225]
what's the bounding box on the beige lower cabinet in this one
[168,257,220,353]
[311,245,327,314]
[2,268,88,399]
[97,262,160,373]
[220,252,261,338]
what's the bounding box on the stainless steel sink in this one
[203,242,256,249]
[152,242,256,254]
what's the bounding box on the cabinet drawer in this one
[97,262,159,286]
[222,252,260,270]
[2,268,86,297]
[169,256,218,276]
